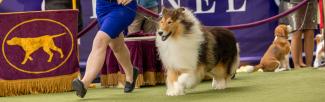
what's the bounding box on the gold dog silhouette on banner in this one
[6,33,66,64]
[0,10,79,97]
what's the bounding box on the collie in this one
[156,8,239,96]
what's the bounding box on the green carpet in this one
[1,68,325,102]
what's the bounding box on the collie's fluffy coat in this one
[156,8,239,96]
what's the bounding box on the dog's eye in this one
[168,21,172,24]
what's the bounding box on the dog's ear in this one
[176,7,185,13]
[175,7,185,17]
[171,7,186,21]
[162,8,170,16]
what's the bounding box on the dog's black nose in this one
[158,31,163,36]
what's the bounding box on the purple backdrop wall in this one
[0,0,280,65]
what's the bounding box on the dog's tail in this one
[51,32,66,38]
[237,64,263,73]
[229,43,240,79]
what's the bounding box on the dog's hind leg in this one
[230,51,240,79]
[43,47,54,62]
[211,64,227,90]
[272,61,286,72]
[212,78,226,90]
[285,54,291,70]
[51,46,64,58]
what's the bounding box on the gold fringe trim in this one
[100,71,166,88]
[100,73,119,88]
[143,72,165,85]
[0,72,79,96]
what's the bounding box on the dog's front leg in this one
[170,70,201,96]
[21,52,32,64]
[275,60,286,72]
[285,54,291,70]
[169,73,189,96]
[277,55,291,72]
[166,69,179,96]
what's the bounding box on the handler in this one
[72,0,139,98]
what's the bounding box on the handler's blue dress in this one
[96,0,137,38]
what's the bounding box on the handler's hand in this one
[117,0,132,6]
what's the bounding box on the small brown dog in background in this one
[237,25,292,72]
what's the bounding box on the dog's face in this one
[6,37,20,45]
[316,34,324,45]
[274,25,291,39]
[157,8,188,41]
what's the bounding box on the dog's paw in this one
[275,68,288,72]
[21,60,27,64]
[212,79,226,90]
[166,83,185,96]
[166,90,185,96]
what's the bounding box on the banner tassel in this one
[0,72,79,96]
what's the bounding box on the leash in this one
[123,5,160,25]
[295,1,310,31]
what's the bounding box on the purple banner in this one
[0,10,79,80]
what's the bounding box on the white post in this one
[91,0,97,18]
[194,0,216,14]
[226,0,247,12]
[161,0,180,8]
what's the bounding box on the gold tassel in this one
[143,72,157,85]
[100,73,119,88]
[156,72,166,84]
[100,71,166,88]
[0,72,79,96]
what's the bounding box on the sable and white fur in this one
[314,34,325,67]
[156,8,239,96]
[237,25,292,73]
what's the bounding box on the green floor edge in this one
[1,68,325,102]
